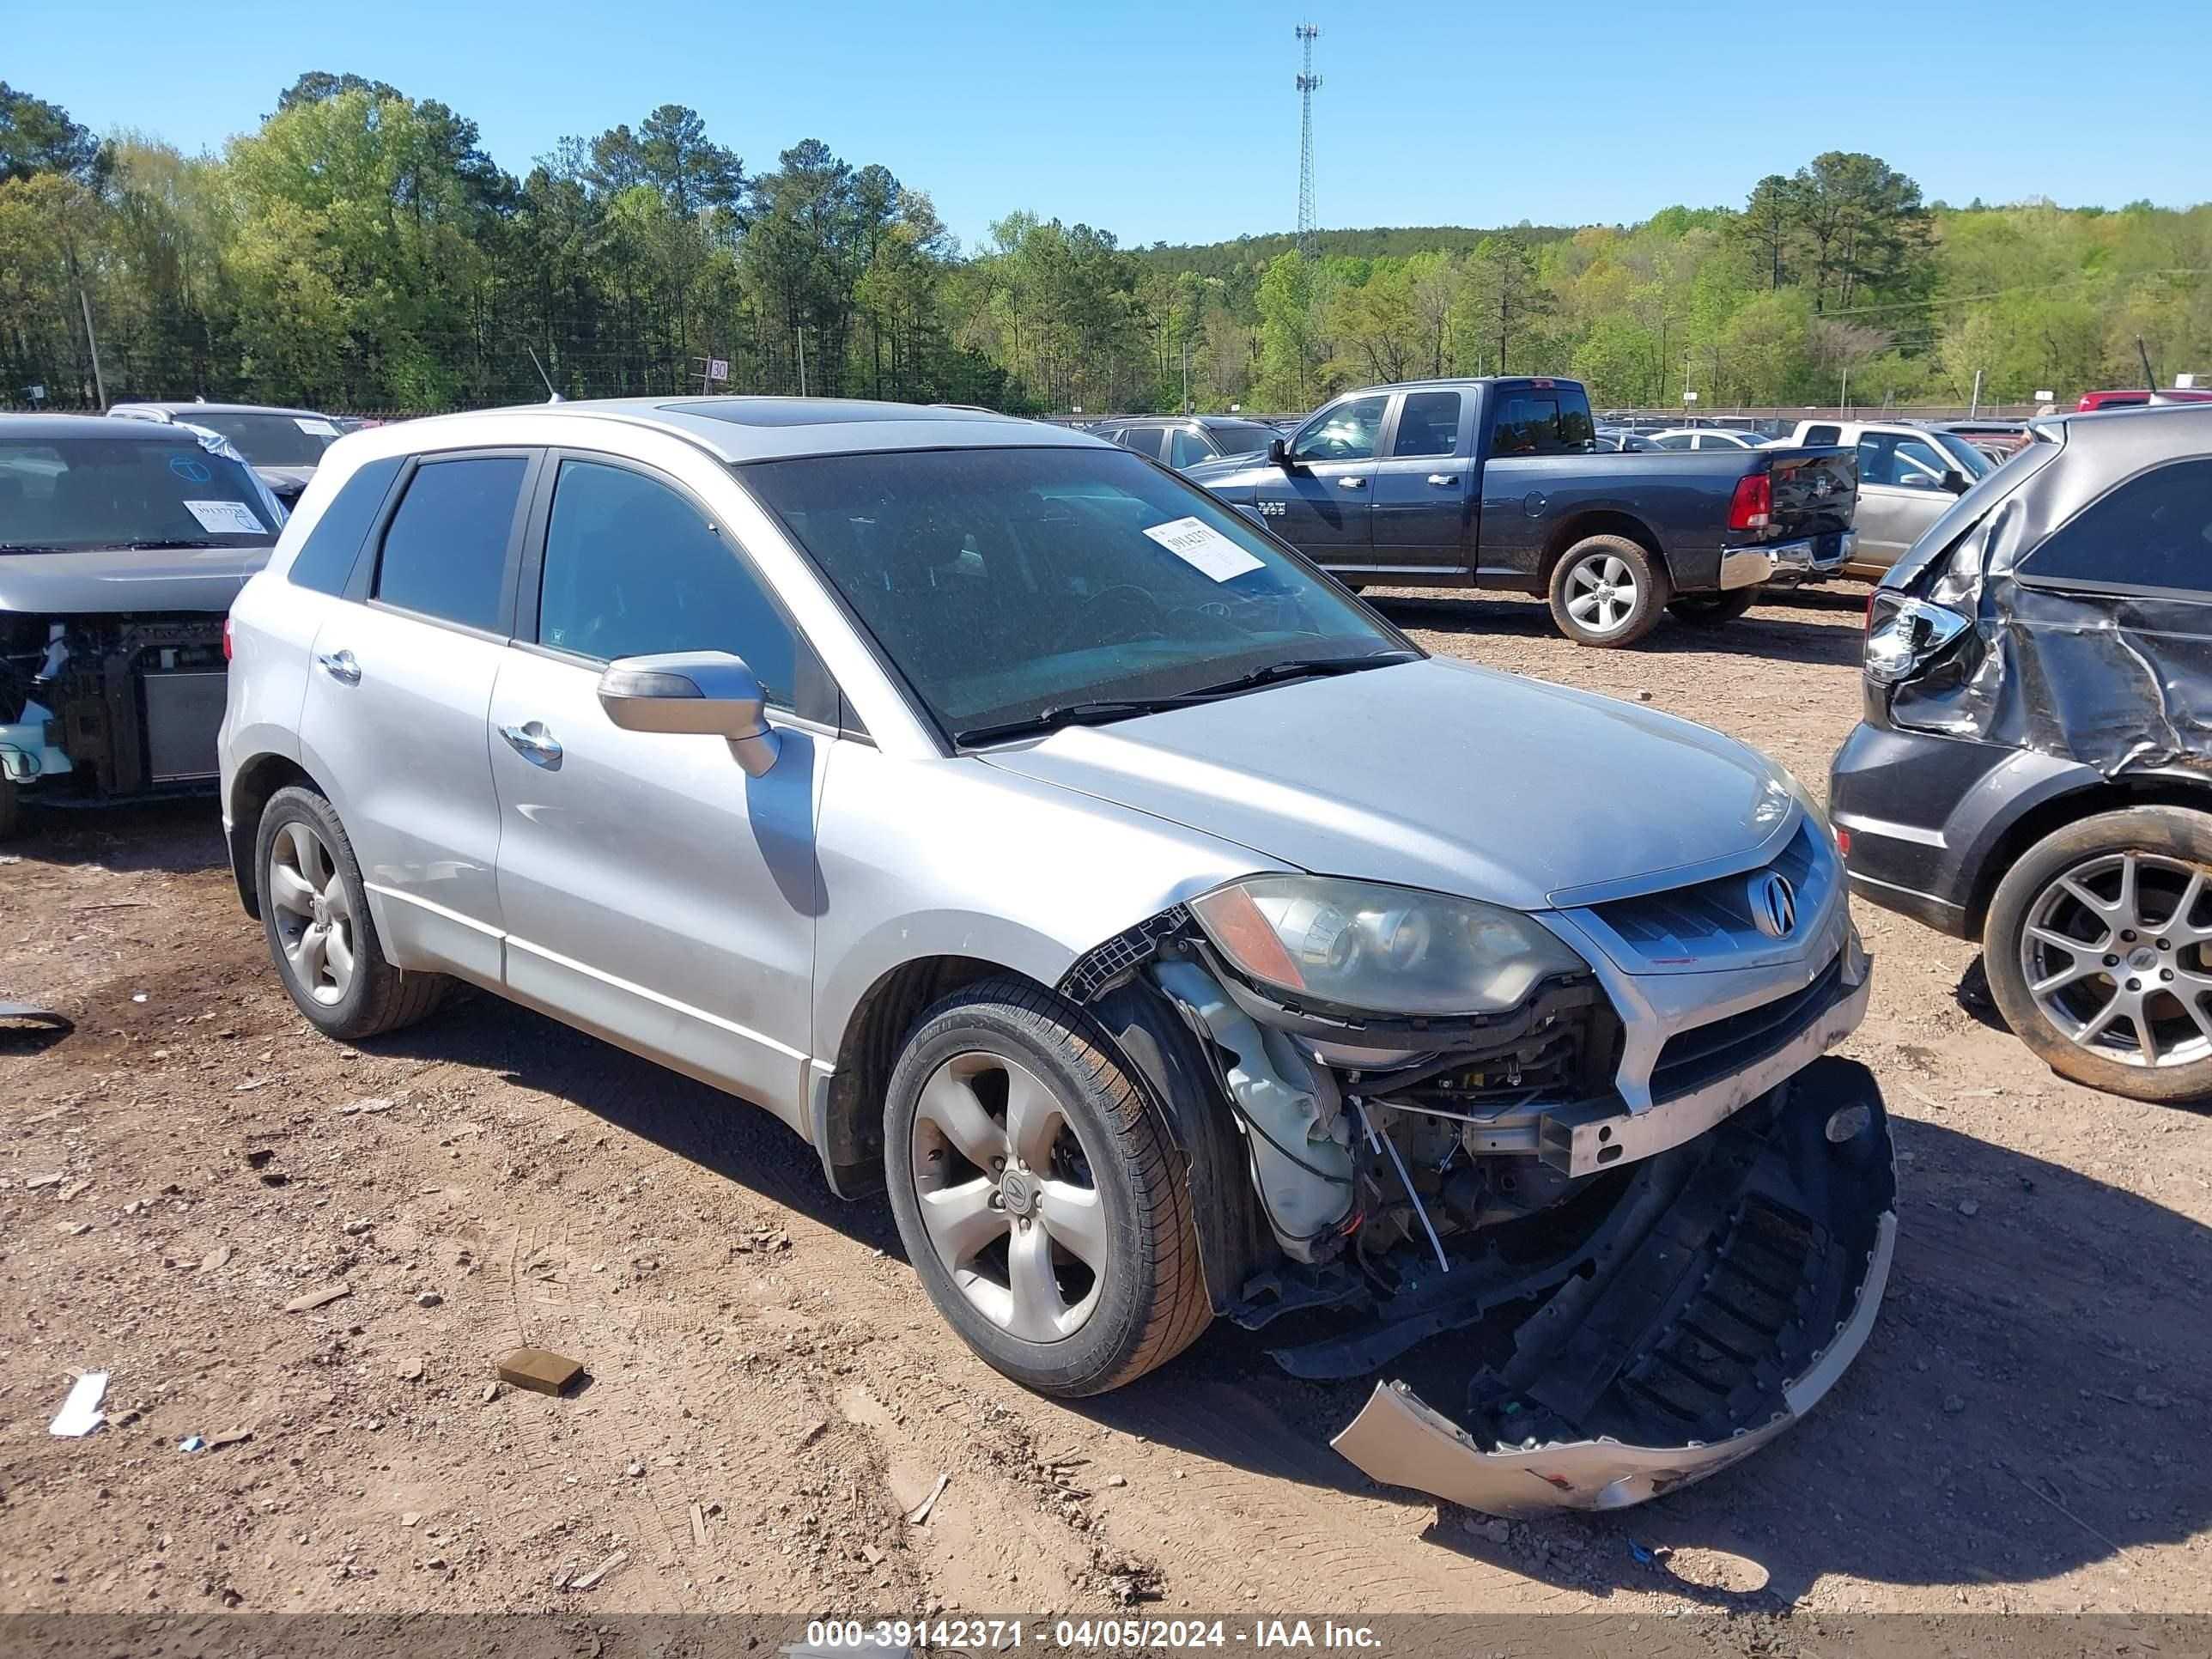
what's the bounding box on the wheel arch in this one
[1966,770,2212,936]
[1540,510,1665,584]
[227,752,326,919]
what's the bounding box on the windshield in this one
[1927,429,1996,478]
[1204,422,1280,457]
[0,436,279,551]
[183,411,341,466]
[739,445,1412,741]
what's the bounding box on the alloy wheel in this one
[908,1050,1107,1342]
[2020,849,2212,1068]
[267,820,357,1006]
[1565,553,1640,635]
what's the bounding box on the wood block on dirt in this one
[497,1347,585,1396]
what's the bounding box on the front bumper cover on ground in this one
[1331,1056,1896,1515]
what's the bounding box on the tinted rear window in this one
[374,456,526,631]
[2021,457,2212,596]
[1491,390,1595,455]
[289,456,403,595]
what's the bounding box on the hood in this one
[979,658,1794,910]
[0,544,275,616]
[1181,455,1273,495]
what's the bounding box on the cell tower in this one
[1295,23,1321,262]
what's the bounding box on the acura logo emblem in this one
[1750,872,1798,939]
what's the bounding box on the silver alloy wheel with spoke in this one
[909,1050,1108,1343]
[1564,552,1641,636]
[2020,849,2212,1068]
[267,820,358,1006]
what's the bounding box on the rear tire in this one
[1983,806,2212,1105]
[1548,535,1670,647]
[884,978,1212,1397]
[1668,589,1758,625]
[255,785,450,1041]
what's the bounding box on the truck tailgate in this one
[1763,446,1857,539]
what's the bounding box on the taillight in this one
[1727,471,1772,532]
[1864,592,1969,685]
[222,616,234,661]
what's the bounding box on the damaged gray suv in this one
[221,398,1895,1516]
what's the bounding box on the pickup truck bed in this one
[1186,376,1857,647]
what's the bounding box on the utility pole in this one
[1294,25,1322,264]
[1968,368,1983,418]
[1181,337,1192,414]
[63,237,106,409]
[1839,362,1850,416]
[797,325,808,398]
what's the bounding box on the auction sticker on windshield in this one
[183,499,266,535]
[1144,515,1264,582]
[293,417,340,437]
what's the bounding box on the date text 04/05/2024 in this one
[800,1619,1382,1651]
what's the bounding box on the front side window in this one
[2021,458,2212,596]
[536,459,798,708]
[374,455,526,632]
[0,436,276,551]
[1391,392,1462,459]
[1291,395,1388,464]
[1858,433,1950,489]
[741,445,1412,741]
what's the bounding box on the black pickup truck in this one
[1183,376,1857,646]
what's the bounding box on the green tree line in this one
[3,76,2209,417]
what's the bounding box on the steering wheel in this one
[1057,583,1170,650]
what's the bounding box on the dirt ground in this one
[3,584,2209,1627]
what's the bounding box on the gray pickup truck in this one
[1184,376,1857,646]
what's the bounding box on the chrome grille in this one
[1583,820,1836,969]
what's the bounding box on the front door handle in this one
[498,720,563,769]
[1427,474,1460,487]
[1337,476,1366,490]
[316,649,361,685]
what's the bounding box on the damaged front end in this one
[1061,840,1894,1516]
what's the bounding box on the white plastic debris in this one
[48,1371,109,1437]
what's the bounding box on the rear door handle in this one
[1427,474,1460,487]
[498,720,563,769]
[316,649,361,685]
[1337,477,1366,489]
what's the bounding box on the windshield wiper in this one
[0,542,64,554]
[119,538,217,550]
[954,653,1417,748]
[956,698,1204,747]
[1176,652,1416,701]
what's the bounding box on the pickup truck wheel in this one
[884,978,1212,1398]
[1548,536,1670,647]
[1668,590,1758,625]
[1984,807,2212,1105]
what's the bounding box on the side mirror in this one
[1267,436,1291,468]
[597,650,781,778]
[1941,467,1970,495]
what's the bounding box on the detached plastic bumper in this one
[1333,1057,1896,1516]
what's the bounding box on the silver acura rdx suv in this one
[220,397,1894,1516]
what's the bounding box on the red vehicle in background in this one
[2076,387,2212,411]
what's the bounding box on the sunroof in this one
[660,399,988,428]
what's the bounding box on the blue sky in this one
[21,1,2212,250]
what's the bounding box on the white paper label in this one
[1142,515,1264,583]
[294,416,340,437]
[184,499,266,535]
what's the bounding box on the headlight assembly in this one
[1188,875,1588,1018]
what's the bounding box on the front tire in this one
[883,979,1211,1397]
[255,785,449,1041]
[1668,589,1758,626]
[1548,535,1670,647]
[1983,806,2212,1104]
